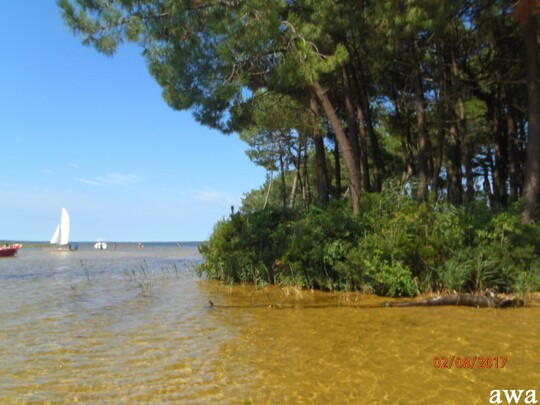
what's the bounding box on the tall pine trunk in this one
[507,94,521,202]
[312,81,362,215]
[309,93,330,205]
[357,106,372,192]
[448,116,463,205]
[341,66,363,190]
[432,40,446,196]
[391,88,416,179]
[522,18,540,224]
[410,41,431,201]
[289,137,303,209]
[277,134,287,209]
[357,84,385,191]
[333,136,342,197]
[349,45,383,191]
[451,47,474,202]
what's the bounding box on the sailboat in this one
[50,208,77,250]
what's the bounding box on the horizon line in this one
[0,240,206,244]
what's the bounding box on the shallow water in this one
[0,244,538,404]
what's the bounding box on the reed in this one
[79,260,90,281]
[161,262,181,277]
[70,284,78,295]
[134,260,152,296]
[121,260,156,296]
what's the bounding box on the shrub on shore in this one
[196,185,540,297]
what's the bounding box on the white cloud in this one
[76,173,143,187]
[159,187,238,204]
[191,189,239,205]
[193,190,222,202]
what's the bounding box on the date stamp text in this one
[433,356,507,369]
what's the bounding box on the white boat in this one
[50,208,70,246]
[94,240,107,250]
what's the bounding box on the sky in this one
[0,1,266,242]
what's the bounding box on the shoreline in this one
[202,281,540,308]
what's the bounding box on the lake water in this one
[0,244,538,404]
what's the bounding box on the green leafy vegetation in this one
[197,182,540,297]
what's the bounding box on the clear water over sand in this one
[0,244,538,403]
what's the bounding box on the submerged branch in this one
[384,293,524,308]
[207,293,526,310]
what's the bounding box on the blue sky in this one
[0,1,266,242]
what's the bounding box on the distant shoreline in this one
[0,240,205,248]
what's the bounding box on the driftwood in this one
[207,293,525,310]
[384,293,524,308]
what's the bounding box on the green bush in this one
[197,207,294,285]
[197,181,540,297]
[282,200,359,289]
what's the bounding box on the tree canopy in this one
[59,0,540,222]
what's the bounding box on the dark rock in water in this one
[384,293,524,308]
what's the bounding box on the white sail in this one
[50,225,61,244]
[50,208,70,245]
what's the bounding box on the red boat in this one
[0,244,22,257]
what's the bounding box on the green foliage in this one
[282,200,359,290]
[197,182,540,297]
[430,205,540,295]
[362,251,416,297]
[197,207,295,285]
